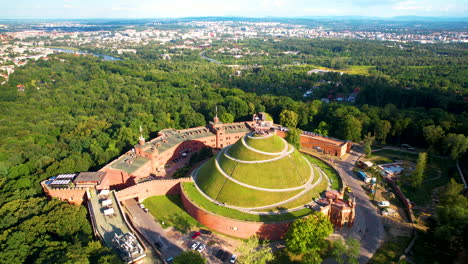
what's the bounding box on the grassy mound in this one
[195,134,319,208]
[226,140,281,161]
[218,151,310,189]
[196,158,302,207]
[244,134,286,153]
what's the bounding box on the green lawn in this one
[244,134,286,153]
[369,236,411,264]
[371,149,418,162]
[196,158,302,207]
[182,182,313,222]
[255,174,328,212]
[218,150,310,189]
[143,195,200,233]
[227,141,281,161]
[345,65,374,75]
[303,154,341,190]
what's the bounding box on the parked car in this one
[378,201,390,207]
[200,229,212,235]
[143,208,149,213]
[230,254,237,263]
[138,203,145,209]
[221,251,230,261]
[401,144,414,150]
[191,231,201,239]
[196,243,206,252]
[190,241,200,250]
[165,257,173,263]
[215,249,225,260]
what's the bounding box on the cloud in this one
[393,0,433,11]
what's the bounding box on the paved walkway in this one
[123,199,183,261]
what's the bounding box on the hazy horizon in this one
[1,0,467,20]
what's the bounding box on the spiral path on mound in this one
[192,134,330,213]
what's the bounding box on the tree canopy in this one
[173,250,206,264]
[286,212,333,254]
[236,235,274,264]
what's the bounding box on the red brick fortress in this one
[41,113,354,238]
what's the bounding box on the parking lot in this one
[175,229,241,263]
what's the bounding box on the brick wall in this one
[180,187,290,240]
[42,183,87,205]
[99,167,134,190]
[115,178,193,201]
[276,130,350,157]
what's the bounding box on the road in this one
[199,50,222,64]
[332,148,385,263]
[123,199,184,261]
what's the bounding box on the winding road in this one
[316,147,385,263]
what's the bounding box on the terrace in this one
[88,189,146,263]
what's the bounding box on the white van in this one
[378,201,390,207]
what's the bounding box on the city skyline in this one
[1,0,467,19]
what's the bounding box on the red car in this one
[191,232,201,239]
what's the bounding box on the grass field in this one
[218,150,310,188]
[182,182,313,222]
[255,171,329,212]
[287,64,374,75]
[368,235,411,264]
[303,154,341,190]
[227,141,281,161]
[244,134,286,153]
[196,158,302,207]
[143,195,200,233]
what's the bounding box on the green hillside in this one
[193,133,327,211]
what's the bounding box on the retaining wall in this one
[115,178,193,201]
[180,186,290,240]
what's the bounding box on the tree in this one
[236,235,274,264]
[374,120,391,144]
[331,237,360,264]
[285,128,302,150]
[301,250,322,264]
[338,115,362,142]
[408,152,427,188]
[174,251,206,264]
[225,96,249,119]
[363,133,375,157]
[423,125,444,147]
[220,112,234,123]
[286,212,333,254]
[313,121,329,136]
[443,133,468,160]
[279,109,299,128]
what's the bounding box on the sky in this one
[1,0,467,19]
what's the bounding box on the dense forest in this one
[0,38,467,263]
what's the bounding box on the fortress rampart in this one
[180,184,291,240]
